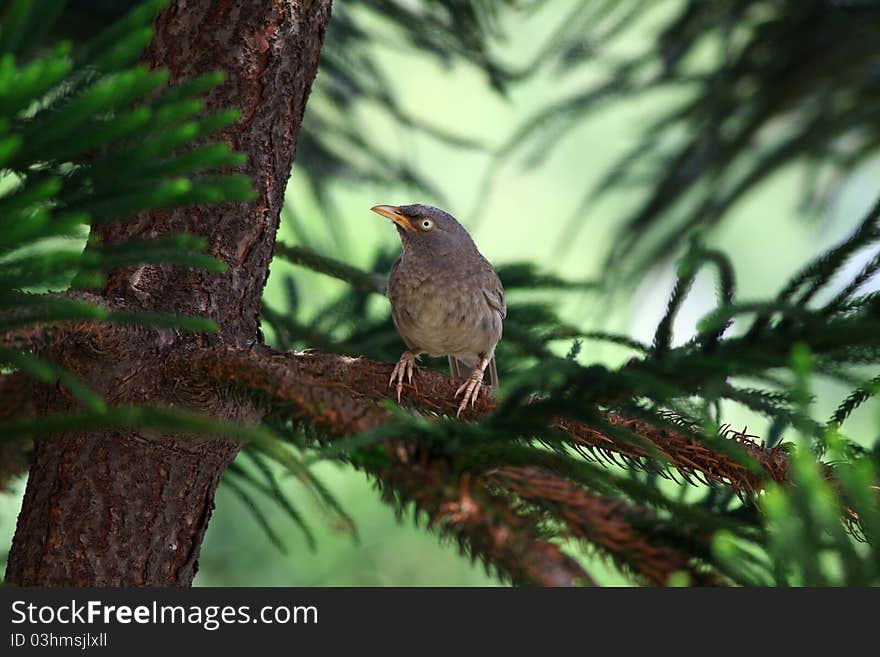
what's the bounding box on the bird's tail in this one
[448,356,498,388]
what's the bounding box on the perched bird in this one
[371,203,505,417]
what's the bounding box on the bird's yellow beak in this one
[371,204,415,232]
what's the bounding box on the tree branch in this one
[558,416,791,496]
[486,466,726,586]
[274,242,387,294]
[1,321,795,586]
[174,344,592,586]
[180,344,793,493]
[172,345,755,584]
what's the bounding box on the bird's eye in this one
[420,218,434,231]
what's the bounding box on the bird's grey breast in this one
[388,251,503,359]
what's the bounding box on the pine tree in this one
[1,0,879,587]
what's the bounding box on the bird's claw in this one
[389,352,418,403]
[454,371,484,417]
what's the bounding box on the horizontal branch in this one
[373,461,594,587]
[169,344,797,583]
[558,417,791,496]
[486,466,726,586]
[182,345,792,494]
[2,283,794,499]
[274,242,387,294]
[171,344,592,586]
[3,322,796,585]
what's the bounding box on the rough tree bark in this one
[5,0,333,586]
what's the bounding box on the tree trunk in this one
[5,0,332,586]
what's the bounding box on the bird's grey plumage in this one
[376,203,505,413]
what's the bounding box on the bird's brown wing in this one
[387,254,419,350]
[481,258,507,319]
[448,265,504,387]
[478,265,504,388]
[481,270,506,320]
[482,287,506,320]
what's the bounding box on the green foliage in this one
[0,0,251,408]
[485,0,880,280]
[715,350,880,586]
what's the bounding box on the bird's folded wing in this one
[482,278,506,319]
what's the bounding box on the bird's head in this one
[370,203,475,256]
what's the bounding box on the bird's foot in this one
[454,368,484,417]
[389,351,419,403]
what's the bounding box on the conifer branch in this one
[174,344,592,586]
[486,466,727,586]
[274,242,387,295]
[558,417,791,496]
[0,314,799,499]
[179,345,793,496]
[374,462,594,587]
[0,317,858,584]
[175,339,748,585]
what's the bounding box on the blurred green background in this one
[2,1,879,586]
